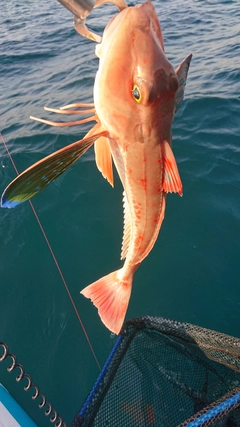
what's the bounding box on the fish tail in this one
[80,268,133,335]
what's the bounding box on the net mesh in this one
[71,317,240,427]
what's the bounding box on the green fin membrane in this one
[1,130,108,208]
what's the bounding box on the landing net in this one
[71,316,240,426]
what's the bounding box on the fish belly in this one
[110,137,166,267]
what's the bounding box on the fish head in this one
[94,1,179,142]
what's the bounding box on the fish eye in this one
[132,84,142,103]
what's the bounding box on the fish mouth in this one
[57,0,128,43]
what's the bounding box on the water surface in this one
[0,0,240,425]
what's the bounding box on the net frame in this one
[71,316,240,427]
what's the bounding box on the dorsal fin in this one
[94,136,114,187]
[121,191,132,260]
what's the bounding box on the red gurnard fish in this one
[1,2,191,335]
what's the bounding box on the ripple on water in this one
[1,1,240,424]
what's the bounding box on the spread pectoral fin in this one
[1,124,109,208]
[162,140,182,196]
[94,136,114,187]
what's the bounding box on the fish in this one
[120,401,156,426]
[1,1,192,334]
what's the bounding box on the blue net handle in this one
[184,389,240,427]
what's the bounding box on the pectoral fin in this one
[162,140,182,196]
[175,54,192,113]
[1,124,109,208]
[94,136,114,187]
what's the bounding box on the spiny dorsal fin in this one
[94,136,114,187]
[121,191,132,260]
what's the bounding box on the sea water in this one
[0,0,240,425]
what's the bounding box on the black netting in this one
[71,317,240,426]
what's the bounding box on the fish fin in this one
[175,54,192,113]
[81,268,132,334]
[94,136,114,187]
[136,194,166,264]
[121,191,132,260]
[162,140,183,196]
[1,125,109,208]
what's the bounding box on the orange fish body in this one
[81,2,188,334]
[1,1,191,335]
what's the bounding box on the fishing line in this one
[0,132,101,371]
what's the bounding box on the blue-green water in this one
[0,0,240,425]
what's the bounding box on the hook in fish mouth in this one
[57,0,128,43]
